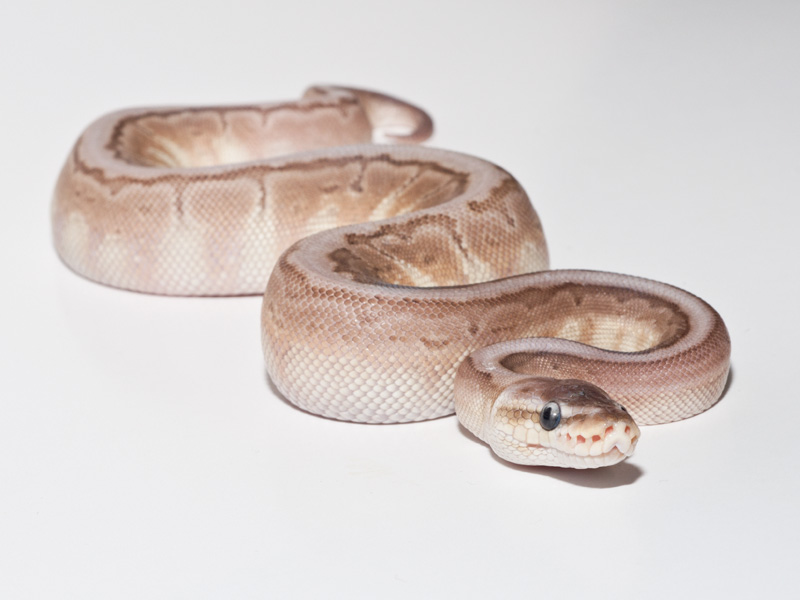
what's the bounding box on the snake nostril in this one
[625,426,631,435]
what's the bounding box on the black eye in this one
[540,401,561,431]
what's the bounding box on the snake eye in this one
[539,402,561,431]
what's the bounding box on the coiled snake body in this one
[52,86,730,468]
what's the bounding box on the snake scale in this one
[52,85,731,468]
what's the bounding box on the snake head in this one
[486,378,640,469]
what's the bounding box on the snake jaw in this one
[559,419,640,463]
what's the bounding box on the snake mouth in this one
[563,425,639,457]
[547,421,641,467]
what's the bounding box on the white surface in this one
[1,1,798,598]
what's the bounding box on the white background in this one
[1,1,798,598]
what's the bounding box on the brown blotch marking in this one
[328,248,396,283]
[476,282,691,353]
[105,96,362,166]
[419,337,451,349]
[337,214,471,286]
[327,246,407,285]
[387,168,469,214]
[466,177,521,227]
[344,213,466,254]
[72,150,469,222]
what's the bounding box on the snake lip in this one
[563,421,640,462]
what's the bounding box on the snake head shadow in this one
[486,378,640,469]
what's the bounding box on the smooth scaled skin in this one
[51,85,731,468]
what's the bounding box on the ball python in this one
[52,85,731,468]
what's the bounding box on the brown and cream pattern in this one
[52,86,731,468]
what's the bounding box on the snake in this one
[52,85,731,469]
